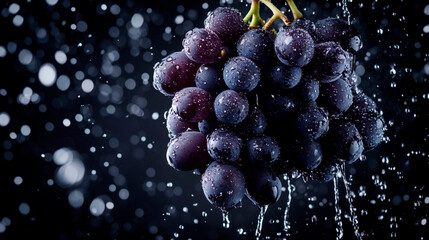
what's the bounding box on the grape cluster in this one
[153,6,384,213]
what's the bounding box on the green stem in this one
[286,0,303,21]
[244,0,265,28]
[260,0,291,28]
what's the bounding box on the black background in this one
[0,0,428,239]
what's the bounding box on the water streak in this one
[283,175,292,235]
[222,211,230,229]
[333,176,344,240]
[255,205,268,240]
[342,0,351,25]
[339,164,362,240]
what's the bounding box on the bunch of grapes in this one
[153,0,384,217]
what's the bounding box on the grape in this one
[264,94,296,120]
[153,51,200,96]
[345,72,360,92]
[292,18,316,39]
[193,163,210,176]
[245,167,282,206]
[166,108,198,137]
[172,87,213,123]
[236,29,275,66]
[167,131,210,171]
[183,28,223,64]
[319,77,353,113]
[199,112,221,135]
[315,18,362,53]
[308,41,347,83]
[204,7,245,43]
[238,107,267,136]
[246,135,280,166]
[289,75,319,103]
[268,62,302,90]
[195,63,227,93]
[207,128,243,163]
[274,26,315,67]
[295,104,329,140]
[294,140,323,171]
[223,56,260,92]
[323,120,364,164]
[222,44,238,59]
[214,90,249,124]
[347,92,377,119]
[352,111,385,150]
[202,161,245,211]
[270,155,294,176]
[342,51,356,80]
[310,160,337,183]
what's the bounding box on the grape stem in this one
[286,0,303,21]
[243,0,265,28]
[259,0,291,29]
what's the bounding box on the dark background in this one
[0,0,427,239]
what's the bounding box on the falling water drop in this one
[283,175,293,234]
[339,164,363,240]
[333,175,344,240]
[222,211,230,229]
[342,0,351,25]
[255,205,268,240]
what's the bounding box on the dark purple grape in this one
[319,78,353,113]
[199,112,221,135]
[308,41,347,83]
[201,161,245,211]
[268,62,302,90]
[195,63,227,93]
[207,128,243,163]
[166,108,198,137]
[167,131,210,171]
[274,26,314,67]
[310,160,337,183]
[290,75,319,102]
[204,7,245,43]
[183,28,223,64]
[222,44,237,59]
[172,87,213,123]
[238,107,267,136]
[245,167,282,206]
[236,29,275,66]
[292,18,316,39]
[345,72,360,93]
[352,111,385,150]
[246,135,280,166]
[214,90,249,124]
[295,104,329,140]
[153,51,200,96]
[315,18,362,53]
[323,120,364,164]
[270,155,295,176]
[294,141,323,171]
[193,162,211,176]
[223,56,260,92]
[342,51,355,80]
[347,92,377,119]
[264,94,296,120]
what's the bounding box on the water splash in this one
[339,164,362,240]
[255,205,268,240]
[333,176,344,240]
[222,211,230,229]
[342,0,351,25]
[283,174,293,234]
